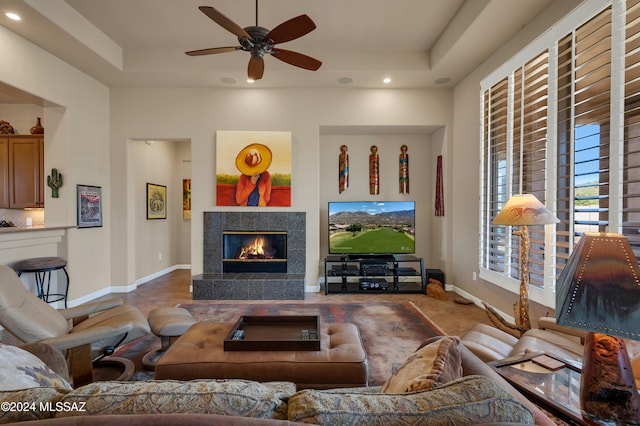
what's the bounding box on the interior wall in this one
[131,139,191,280]
[177,149,192,266]
[110,88,453,289]
[428,127,447,273]
[451,0,582,318]
[0,24,111,302]
[318,132,433,274]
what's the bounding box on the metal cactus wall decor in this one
[47,168,63,198]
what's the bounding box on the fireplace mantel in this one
[193,211,306,300]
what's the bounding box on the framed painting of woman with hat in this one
[216,131,292,207]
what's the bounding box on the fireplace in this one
[222,231,287,273]
[194,211,306,300]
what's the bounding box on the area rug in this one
[114,302,442,386]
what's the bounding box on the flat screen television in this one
[328,201,415,255]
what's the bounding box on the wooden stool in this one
[142,307,196,370]
[13,257,70,308]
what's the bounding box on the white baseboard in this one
[135,264,191,286]
[65,264,191,308]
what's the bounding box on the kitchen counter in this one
[0,225,76,233]
[0,226,73,268]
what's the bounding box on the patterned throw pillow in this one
[380,336,462,393]
[0,344,72,391]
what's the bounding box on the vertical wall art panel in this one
[216,131,292,206]
[183,179,191,219]
[435,155,444,216]
[369,145,379,195]
[399,144,409,194]
[339,145,349,193]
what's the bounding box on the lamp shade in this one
[556,232,640,341]
[492,194,559,226]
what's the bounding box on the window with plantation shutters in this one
[555,7,612,280]
[480,53,549,288]
[478,0,640,309]
[623,0,640,258]
[481,79,509,275]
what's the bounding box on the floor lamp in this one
[556,233,639,424]
[491,194,559,332]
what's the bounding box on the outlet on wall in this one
[158,253,162,261]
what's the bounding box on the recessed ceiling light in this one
[383,77,392,84]
[221,77,238,84]
[337,77,353,84]
[435,77,451,85]
[6,12,21,21]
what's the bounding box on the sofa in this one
[461,317,640,390]
[0,338,555,425]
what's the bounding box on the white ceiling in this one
[0,0,554,94]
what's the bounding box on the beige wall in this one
[109,88,453,289]
[130,140,191,282]
[0,24,111,303]
[318,132,438,275]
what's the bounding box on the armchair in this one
[461,317,640,389]
[0,265,150,387]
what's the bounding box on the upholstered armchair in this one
[0,265,150,386]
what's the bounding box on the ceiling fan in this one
[186,1,322,81]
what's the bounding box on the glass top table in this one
[490,352,585,425]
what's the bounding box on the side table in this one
[490,352,585,425]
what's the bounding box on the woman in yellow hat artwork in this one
[235,143,273,206]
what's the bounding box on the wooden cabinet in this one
[0,135,44,209]
[0,138,9,208]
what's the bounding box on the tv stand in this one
[343,254,395,262]
[324,255,425,294]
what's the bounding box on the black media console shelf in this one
[324,255,425,295]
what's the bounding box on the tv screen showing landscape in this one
[328,201,415,255]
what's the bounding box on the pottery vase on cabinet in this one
[30,117,44,135]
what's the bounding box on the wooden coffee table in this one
[155,316,368,389]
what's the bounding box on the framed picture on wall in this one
[215,130,292,207]
[147,183,167,219]
[77,185,103,228]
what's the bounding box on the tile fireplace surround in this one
[192,211,306,300]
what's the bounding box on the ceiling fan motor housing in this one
[241,26,273,58]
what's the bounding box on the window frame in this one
[479,0,623,309]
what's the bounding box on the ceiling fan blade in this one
[248,57,265,80]
[271,49,322,71]
[185,46,241,56]
[265,14,316,44]
[198,6,251,40]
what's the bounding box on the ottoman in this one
[155,321,368,389]
[142,307,196,370]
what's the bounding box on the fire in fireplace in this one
[222,231,287,273]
